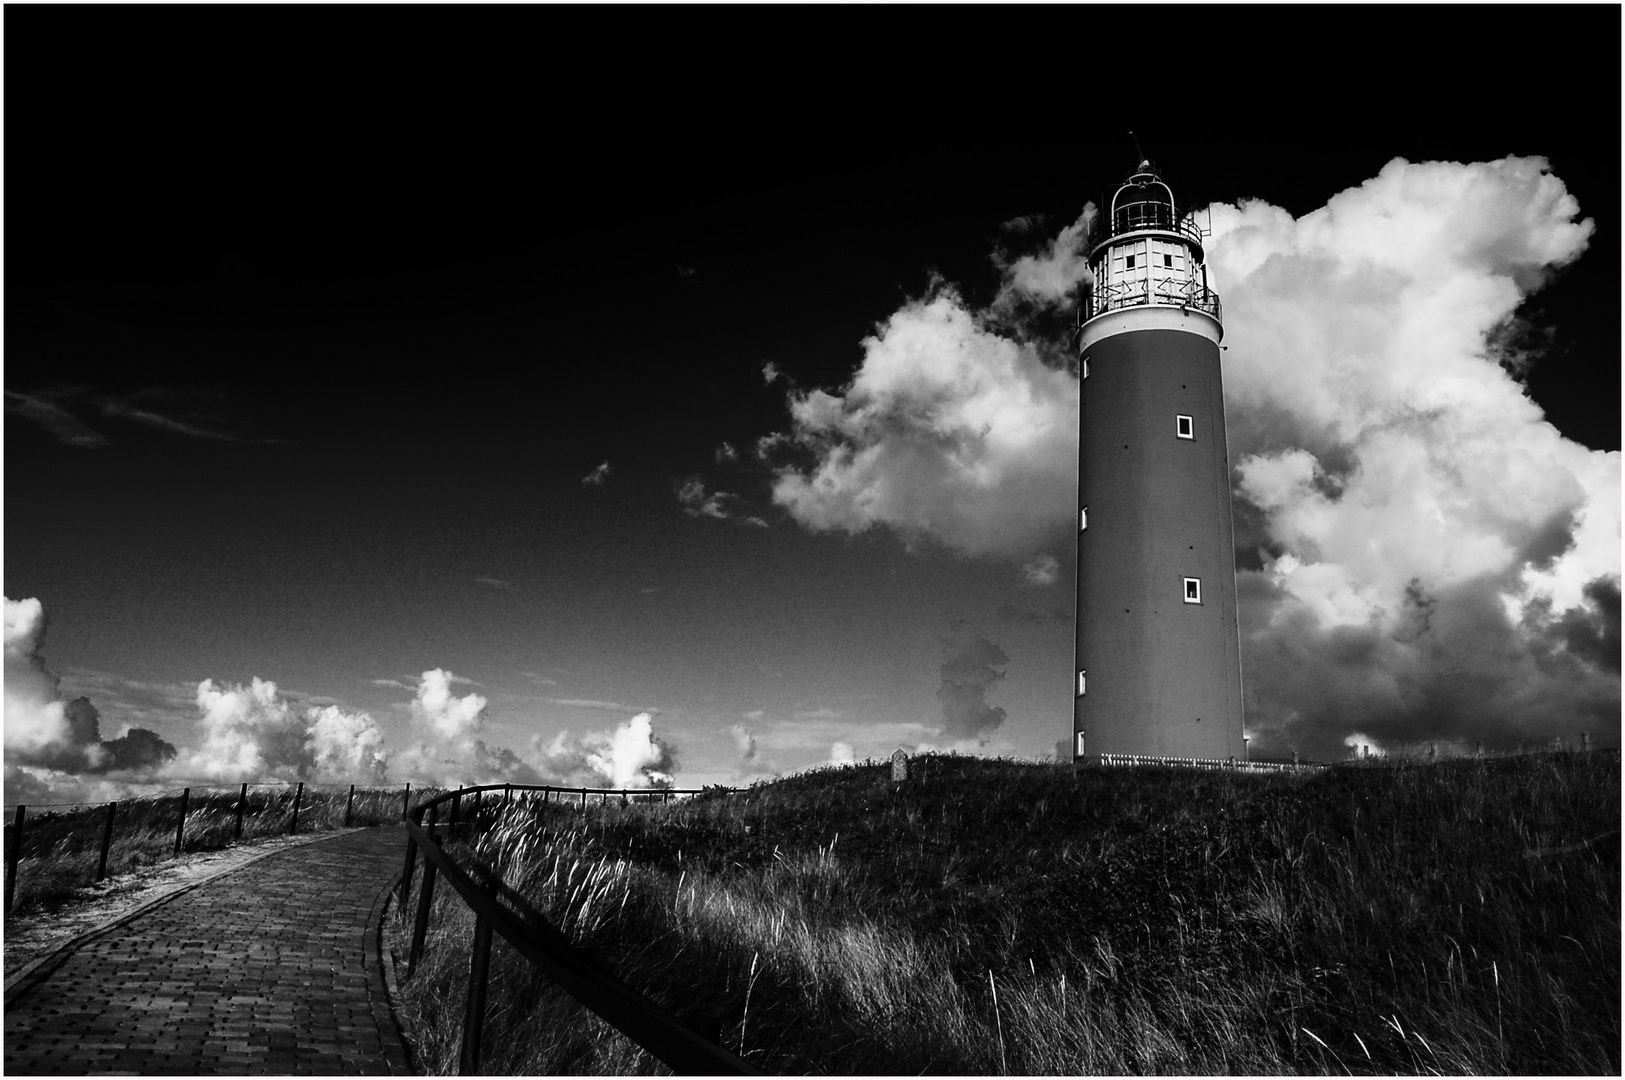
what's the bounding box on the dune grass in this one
[394,752,1619,1073]
[4,784,421,916]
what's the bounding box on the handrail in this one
[400,813,758,1074]
[408,782,724,821]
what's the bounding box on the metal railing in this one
[397,782,756,1075]
[1094,753,1327,773]
[1106,199,1205,244]
[1079,275,1222,325]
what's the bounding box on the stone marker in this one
[891,748,909,782]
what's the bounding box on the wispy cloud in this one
[5,389,109,448]
[545,698,662,715]
[715,442,739,464]
[1020,553,1059,587]
[519,672,559,686]
[582,461,611,486]
[676,477,737,520]
[474,577,512,590]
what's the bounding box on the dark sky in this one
[6,8,1620,791]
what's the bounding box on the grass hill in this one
[393,752,1619,1074]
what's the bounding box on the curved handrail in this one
[401,813,758,1074]
[408,782,727,823]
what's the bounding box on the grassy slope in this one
[393,754,1619,1075]
[4,786,421,915]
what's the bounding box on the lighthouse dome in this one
[1110,165,1179,235]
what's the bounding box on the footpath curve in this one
[3,826,413,1075]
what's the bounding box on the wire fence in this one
[2,781,422,918]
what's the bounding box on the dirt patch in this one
[3,830,355,979]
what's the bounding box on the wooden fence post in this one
[5,805,26,916]
[400,827,419,909]
[234,783,248,840]
[459,877,499,1074]
[96,801,118,882]
[409,835,441,977]
[403,782,411,820]
[503,784,511,810]
[174,789,190,856]
[580,787,587,813]
[450,786,462,834]
[344,784,355,827]
[289,782,304,835]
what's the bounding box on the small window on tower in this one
[1163,253,1174,268]
[1183,577,1202,604]
[1176,414,1194,439]
[1125,254,1136,270]
[1082,357,1089,379]
[1080,507,1088,531]
[1077,670,1087,696]
[1075,731,1086,757]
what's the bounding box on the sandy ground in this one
[3,830,357,981]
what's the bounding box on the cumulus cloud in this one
[4,597,178,777]
[183,676,388,784]
[411,668,488,739]
[730,722,781,780]
[828,741,857,765]
[936,622,1009,743]
[531,712,677,788]
[993,205,1097,311]
[770,285,1078,560]
[582,461,612,486]
[1205,157,1618,752]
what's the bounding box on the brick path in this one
[3,827,413,1075]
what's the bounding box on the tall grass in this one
[5,784,421,917]
[390,753,1619,1074]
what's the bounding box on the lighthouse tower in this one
[1072,162,1244,765]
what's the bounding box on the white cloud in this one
[183,676,388,784]
[994,205,1097,310]
[1208,156,1618,750]
[411,668,488,739]
[4,597,70,756]
[771,287,1078,558]
[531,712,676,788]
[582,461,611,486]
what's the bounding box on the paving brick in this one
[4,828,413,1075]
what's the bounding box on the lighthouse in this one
[1072,161,1245,765]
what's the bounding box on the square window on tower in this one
[1125,254,1136,270]
[1163,253,1174,268]
[1176,414,1194,439]
[1075,731,1086,757]
[1077,670,1087,696]
[1183,577,1202,604]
